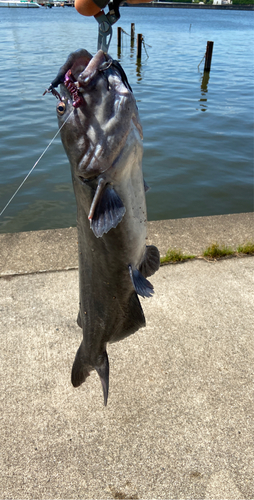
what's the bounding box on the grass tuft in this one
[160,248,195,265]
[202,243,234,259]
[160,241,254,266]
[237,242,254,255]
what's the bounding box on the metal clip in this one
[95,11,113,53]
[95,2,120,53]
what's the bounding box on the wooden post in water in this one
[130,24,135,53]
[137,34,142,59]
[117,27,122,48]
[204,41,214,71]
[131,23,135,41]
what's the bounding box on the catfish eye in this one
[57,101,66,115]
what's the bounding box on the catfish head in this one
[47,49,143,182]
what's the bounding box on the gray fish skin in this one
[53,49,160,405]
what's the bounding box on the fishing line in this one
[0,110,73,219]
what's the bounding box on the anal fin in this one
[109,291,146,344]
[89,179,126,238]
[129,265,154,298]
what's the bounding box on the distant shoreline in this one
[126,2,254,10]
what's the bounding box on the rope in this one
[120,28,131,37]
[142,36,152,49]
[198,52,206,69]
[141,36,151,59]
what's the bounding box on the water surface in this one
[0,7,253,233]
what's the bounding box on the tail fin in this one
[95,351,109,406]
[71,341,91,388]
[71,342,109,406]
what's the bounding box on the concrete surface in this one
[0,214,254,499]
[0,213,253,276]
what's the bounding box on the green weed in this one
[160,248,195,265]
[160,241,254,266]
[237,242,254,255]
[202,243,234,259]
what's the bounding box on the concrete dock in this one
[0,213,253,499]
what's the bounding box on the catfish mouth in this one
[64,69,85,109]
[66,51,109,108]
[67,51,116,108]
[45,49,132,108]
[62,52,103,109]
[46,50,110,109]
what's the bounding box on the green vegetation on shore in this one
[160,0,254,4]
[160,248,195,264]
[161,0,192,3]
[232,0,254,4]
[160,242,254,265]
[237,242,254,254]
[203,243,234,259]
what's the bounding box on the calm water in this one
[0,7,253,233]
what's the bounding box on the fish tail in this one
[95,351,109,406]
[71,341,91,388]
[72,343,109,406]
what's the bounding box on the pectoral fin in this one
[129,265,154,298]
[88,179,126,238]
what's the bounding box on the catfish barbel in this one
[46,49,160,405]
